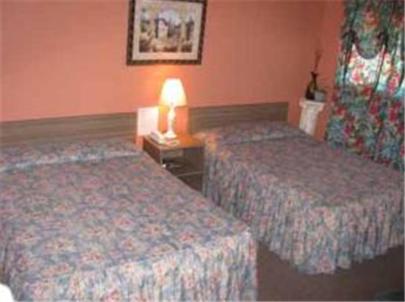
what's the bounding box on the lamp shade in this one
[159,78,187,108]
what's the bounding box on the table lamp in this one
[159,78,187,139]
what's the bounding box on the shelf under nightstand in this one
[143,134,205,191]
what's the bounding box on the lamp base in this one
[165,105,178,140]
[164,129,177,139]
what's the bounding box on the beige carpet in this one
[257,244,404,301]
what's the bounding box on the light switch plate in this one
[137,106,159,136]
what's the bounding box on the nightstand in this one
[143,134,205,191]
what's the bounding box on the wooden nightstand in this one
[143,134,205,192]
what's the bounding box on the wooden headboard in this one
[189,102,288,133]
[0,102,288,146]
[0,113,137,147]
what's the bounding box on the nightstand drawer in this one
[178,174,203,192]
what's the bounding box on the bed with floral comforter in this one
[196,121,404,274]
[0,139,256,300]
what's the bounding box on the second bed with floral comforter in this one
[196,121,404,274]
[0,139,256,300]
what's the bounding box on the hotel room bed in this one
[196,121,404,274]
[0,139,256,300]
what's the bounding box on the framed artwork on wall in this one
[127,0,207,65]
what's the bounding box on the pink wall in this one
[314,0,344,139]
[0,1,3,108]
[1,0,328,126]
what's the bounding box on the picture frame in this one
[127,0,207,65]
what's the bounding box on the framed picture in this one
[127,0,207,65]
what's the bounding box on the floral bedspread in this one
[196,122,404,274]
[0,139,257,300]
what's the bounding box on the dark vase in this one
[305,71,318,100]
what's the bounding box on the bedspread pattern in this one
[198,122,404,274]
[0,140,256,300]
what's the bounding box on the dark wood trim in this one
[188,102,289,133]
[0,113,137,146]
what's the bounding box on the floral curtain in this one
[326,0,404,171]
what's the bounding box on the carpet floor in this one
[257,244,404,301]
